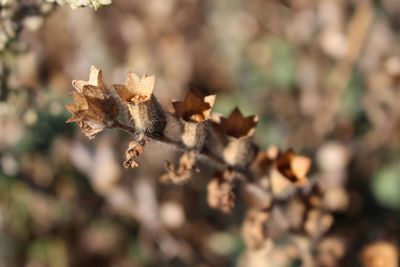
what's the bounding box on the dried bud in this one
[114,72,166,138]
[361,241,398,267]
[123,139,147,169]
[275,149,311,186]
[160,151,197,184]
[207,170,236,213]
[317,236,346,267]
[241,209,269,250]
[172,90,216,150]
[250,150,274,177]
[304,209,333,238]
[66,66,118,139]
[212,108,258,168]
[242,183,273,210]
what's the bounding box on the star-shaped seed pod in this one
[66,66,118,139]
[172,90,216,150]
[114,72,166,138]
[274,149,311,186]
[219,108,259,139]
[210,108,259,168]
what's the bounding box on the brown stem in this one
[113,120,249,181]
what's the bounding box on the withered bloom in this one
[275,149,311,186]
[207,170,236,213]
[172,90,216,150]
[114,72,166,138]
[66,66,118,139]
[241,209,269,250]
[361,241,398,267]
[211,108,258,168]
[160,151,197,184]
[123,139,147,169]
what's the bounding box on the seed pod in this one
[160,151,197,184]
[66,66,118,139]
[114,72,166,138]
[241,209,269,250]
[210,108,258,169]
[172,90,216,150]
[274,149,311,186]
[207,170,236,213]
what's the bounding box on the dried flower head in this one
[114,72,166,138]
[66,66,118,139]
[250,150,274,176]
[275,149,311,186]
[304,209,333,237]
[172,90,216,149]
[172,90,216,123]
[160,151,197,184]
[211,108,258,168]
[114,72,155,104]
[123,139,147,169]
[361,241,398,267]
[241,209,269,250]
[207,170,236,213]
[219,108,259,139]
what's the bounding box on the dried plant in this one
[63,65,350,261]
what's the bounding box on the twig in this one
[112,120,250,181]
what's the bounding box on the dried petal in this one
[72,65,106,93]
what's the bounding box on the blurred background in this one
[0,0,400,266]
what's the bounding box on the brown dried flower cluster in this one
[65,66,317,255]
[66,66,118,139]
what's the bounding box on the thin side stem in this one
[113,120,250,181]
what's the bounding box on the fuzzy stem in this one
[112,120,249,181]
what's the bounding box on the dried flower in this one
[160,151,197,184]
[275,149,311,186]
[241,209,269,250]
[207,170,236,213]
[211,108,258,168]
[242,183,273,210]
[304,209,333,238]
[114,72,166,138]
[66,66,118,139]
[172,90,216,150]
[361,241,398,267]
[123,139,147,169]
